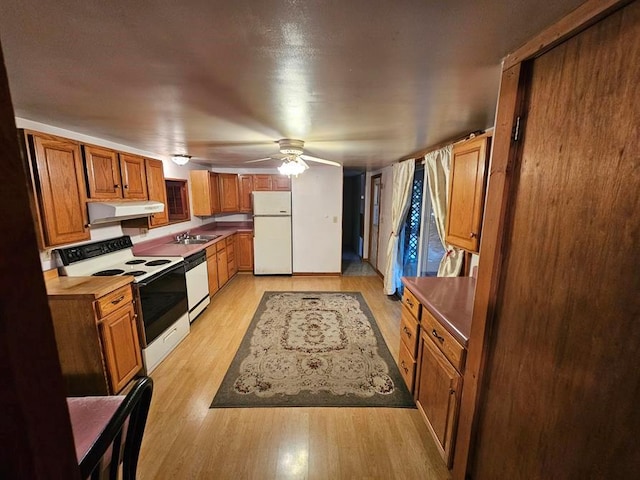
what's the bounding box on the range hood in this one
[87,201,164,225]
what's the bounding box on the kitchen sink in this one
[172,238,209,245]
[171,234,221,245]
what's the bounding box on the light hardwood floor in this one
[138,274,451,479]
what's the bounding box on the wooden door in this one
[217,246,229,287]
[253,174,272,191]
[98,302,142,394]
[445,136,489,253]
[209,172,221,214]
[31,134,90,246]
[238,174,254,212]
[416,332,461,467]
[368,174,382,269]
[219,173,239,212]
[206,248,219,295]
[145,158,169,227]
[470,3,640,478]
[83,145,121,199]
[237,232,254,271]
[272,175,291,191]
[119,153,148,199]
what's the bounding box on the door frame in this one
[452,0,633,478]
[367,173,382,273]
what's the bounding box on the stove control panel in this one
[56,236,134,266]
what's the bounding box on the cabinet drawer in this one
[96,285,133,319]
[226,235,235,247]
[216,240,226,252]
[402,288,421,320]
[226,242,235,261]
[421,309,466,372]
[400,305,419,357]
[398,340,416,392]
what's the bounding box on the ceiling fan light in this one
[278,158,307,177]
[171,154,191,166]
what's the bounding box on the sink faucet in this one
[176,231,191,241]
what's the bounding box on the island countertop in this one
[401,276,475,346]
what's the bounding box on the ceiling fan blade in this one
[244,157,274,164]
[297,157,310,169]
[300,155,341,167]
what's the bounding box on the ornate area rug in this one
[211,292,415,408]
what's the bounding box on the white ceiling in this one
[0,0,585,170]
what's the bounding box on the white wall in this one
[291,165,343,273]
[16,118,216,270]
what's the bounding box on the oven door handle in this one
[136,261,185,287]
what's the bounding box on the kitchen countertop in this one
[401,276,475,346]
[46,275,133,299]
[132,222,253,258]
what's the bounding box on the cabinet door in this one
[226,235,237,277]
[445,136,490,253]
[238,174,253,212]
[219,173,239,212]
[253,174,272,191]
[217,247,229,287]
[237,232,254,271]
[119,153,148,200]
[209,173,221,214]
[206,249,219,295]
[31,134,90,246]
[415,332,462,467]
[272,175,291,191]
[99,302,143,394]
[145,158,169,227]
[83,145,122,199]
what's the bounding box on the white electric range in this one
[55,236,190,373]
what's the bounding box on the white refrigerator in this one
[252,191,293,274]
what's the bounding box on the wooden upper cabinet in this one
[118,153,147,200]
[190,170,222,216]
[253,174,272,191]
[272,175,291,191]
[445,135,491,253]
[238,174,253,212]
[219,173,239,212]
[145,158,169,227]
[83,145,122,199]
[29,133,90,247]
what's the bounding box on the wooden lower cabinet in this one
[415,331,462,468]
[206,245,220,296]
[98,302,142,393]
[226,234,237,277]
[217,242,229,287]
[47,282,143,396]
[237,232,254,271]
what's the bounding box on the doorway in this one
[342,171,376,275]
[368,174,382,273]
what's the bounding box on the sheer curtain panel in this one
[383,159,415,295]
[424,145,463,277]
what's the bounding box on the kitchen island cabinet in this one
[399,276,474,469]
[46,276,143,396]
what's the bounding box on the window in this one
[165,179,190,223]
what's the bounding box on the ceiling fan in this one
[245,139,341,176]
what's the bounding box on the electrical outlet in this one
[43,249,51,260]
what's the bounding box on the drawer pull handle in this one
[449,389,456,395]
[110,295,125,305]
[432,329,444,343]
[402,326,412,338]
[405,298,414,307]
[400,360,409,374]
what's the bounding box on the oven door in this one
[135,262,188,346]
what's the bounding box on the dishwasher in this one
[184,250,210,322]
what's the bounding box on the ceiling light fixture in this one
[171,154,191,166]
[278,156,308,177]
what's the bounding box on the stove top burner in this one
[146,259,171,266]
[123,270,147,277]
[92,269,125,276]
[125,259,146,265]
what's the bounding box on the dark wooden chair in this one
[67,376,153,480]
